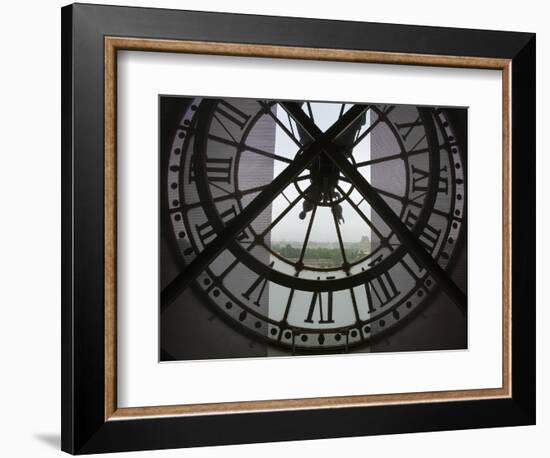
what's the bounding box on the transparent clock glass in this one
[159,96,467,361]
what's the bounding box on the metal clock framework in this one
[163,97,466,353]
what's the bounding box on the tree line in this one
[272,243,365,264]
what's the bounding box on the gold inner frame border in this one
[104,36,512,421]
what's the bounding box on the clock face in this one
[161,96,467,358]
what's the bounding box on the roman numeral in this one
[195,206,247,246]
[396,115,428,153]
[364,272,400,312]
[411,164,449,194]
[404,210,441,253]
[305,291,334,324]
[396,116,423,141]
[242,262,274,306]
[215,100,251,130]
[189,157,233,184]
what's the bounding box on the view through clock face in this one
[160,96,467,360]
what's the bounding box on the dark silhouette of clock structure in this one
[161,96,466,357]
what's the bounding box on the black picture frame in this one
[61,3,535,454]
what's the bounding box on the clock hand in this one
[332,198,344,225]
[162,104,369,309]
[298,187,318,220]
[281,102,466,314]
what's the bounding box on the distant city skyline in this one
[270,236,371,246]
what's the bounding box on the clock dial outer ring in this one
[167,99,465,351]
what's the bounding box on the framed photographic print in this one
[61,3,536,454]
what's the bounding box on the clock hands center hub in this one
[299,150,347,222]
